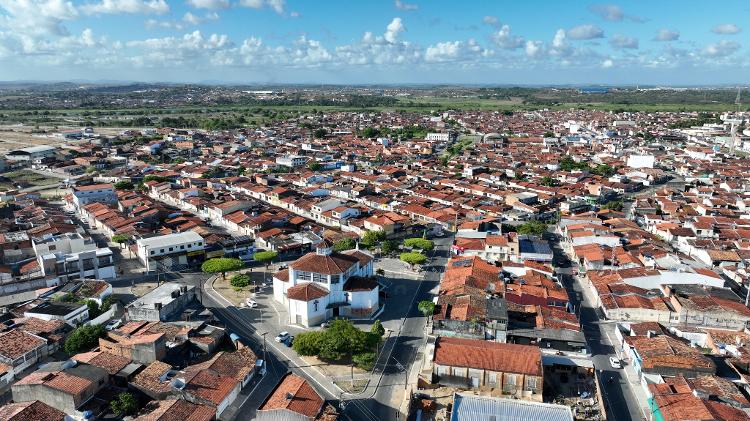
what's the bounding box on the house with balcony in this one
[272,240,377,326]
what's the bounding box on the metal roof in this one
[451,393,574,421]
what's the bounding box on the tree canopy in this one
[64,324,106,355]
[333,237,356,252]
[111,392,139,416]
[404,237,434,252]
[230,273,250,288]
[400,252,427,267]
[201,258,244,279]
[418,300,436,317]
[517,221,548,236]
[292,319,381,370]
[253,251,278,265]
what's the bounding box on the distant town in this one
[1,93,750,421]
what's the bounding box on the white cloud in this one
[702,40,740,57]
[567,24,604,40]
[425,41,460,62]
[238,0,284,14]
[0,0,79,37]
[712,23,740,35]
[491,24,523,49]
[82,0,169,15]
[654,29,679,42]
[601,59,613,68]
[610,34,638,49]
[385,17,404,43]
[589,4,623,21]
[290,11,299,17]
[186,0,229,9]
[525,40,544,58]
[482,15,499,27]
[394,0,417,11]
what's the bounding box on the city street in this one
[550,235,648,421]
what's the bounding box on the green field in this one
[0,170,58,190]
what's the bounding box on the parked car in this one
[105,319,122,331]
[246,299,258,308]
[284,336,294,347]
[275,331,290,343]
[609,356,622,369]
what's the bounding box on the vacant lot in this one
[0,169,58,190]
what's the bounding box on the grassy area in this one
[0,169,57,190]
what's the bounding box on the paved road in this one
[550,238,645,421]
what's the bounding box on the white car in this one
[245,299,258,308]
[609,356,622,369]
[275,331,290,343]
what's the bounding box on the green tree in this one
[85,300,101,319]
[517,221,548,236]
[540,176,557,187]
[201,258,244,279]
[111,234,130,247]
[333,237,356,252]
[417,300,436,317]
[601,200,624,211]
[143,174,168,183]
[404,238,434,252]
[113,181,134,190]
[380,240,398,255]
[370,320,385,337]
[110,392,139,416]
[352,351,377,371]
[292,331,323,356]
[64,324,106,355]
[361,230,386,248]
[313,128,327,138]
[253,251,278,267]
[230,274,250,288]
[308,161,322,171]
[400,252,427,268]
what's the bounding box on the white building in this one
[272,240,378,327]
[626,154,655,169]
[72,183,117,208]
[5,145,57,162]
[275,155,307,168]
[136,231,205,270]
[426,133,450,142]
[34,233,116,281]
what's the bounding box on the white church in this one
[272,240,379,327]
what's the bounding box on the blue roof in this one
[451,394,574,421]
[519,238,552,255]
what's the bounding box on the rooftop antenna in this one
[735,88,742,114]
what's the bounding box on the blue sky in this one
[0,0,748,85]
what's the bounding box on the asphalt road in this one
[550,238,645,421]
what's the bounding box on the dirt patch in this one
[300,355,368,378]
[333,378,369,394]
[0,170,58,190]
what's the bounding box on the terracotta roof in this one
[0,400,67,421]
[287,283,329,302]
[134,399,216,421]
[0,329,45,360]
[73,351,131,375]
[433,337,542,377]
[184,369,237,406]
[290,252,359,275]
[259,373,324,419]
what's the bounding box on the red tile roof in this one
[0,400,67,421]
[433,337,542,377]
[259,373,324,419]
[290,252,359,275]
[287,283,329,302]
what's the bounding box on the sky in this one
[0,0,748,85]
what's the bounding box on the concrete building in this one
[34,232,116,281]
[71,184,117,208]
[24,302,89,326]
[426,132,451,142]
[136,231,205,271]
[126,283,196,322]
[275,155,307,168]
[0,329,48,378]
[12,360,109,417]
[5,145,57,163]
[273,240,377,327]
